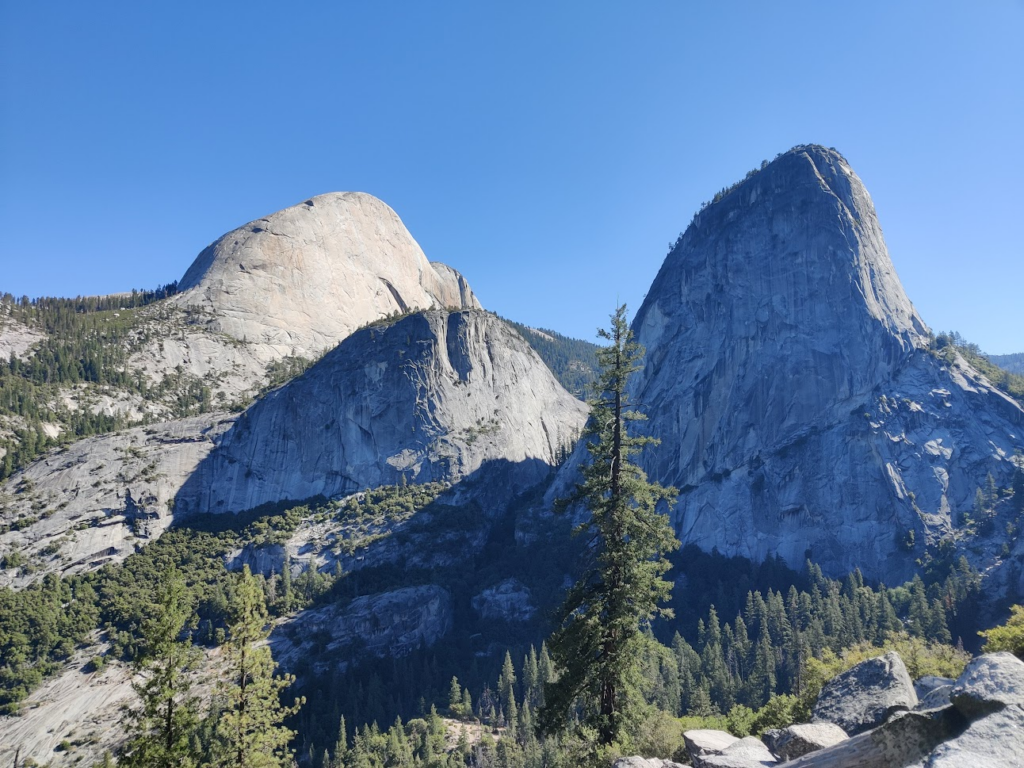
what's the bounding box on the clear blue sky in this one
[1,1,1021,352]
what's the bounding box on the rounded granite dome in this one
[174,192,480,355]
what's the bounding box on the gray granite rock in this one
[271,584,452,669]
[702,736,776,767]
[949,651,1024,720]
[915,676,955,699]
[684,730,739,767]
[174,310,588,516]
[548,145,1024,583]
[916,685,954,711]
[812,652,918,735]
[612,759,689,768]
[769,722,848,760]
[175,191,480,353]
[924,705,1024,767]
[471,578,536,622]
[785,707,962,767]
[0,413,234,588]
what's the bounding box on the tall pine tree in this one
[214,565,304,768]
[119,569,201,768]
[540,305,679,747]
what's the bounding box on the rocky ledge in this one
[619,649,1024,768]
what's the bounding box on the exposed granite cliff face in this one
[175,192,480,354]
[175,309,588,516]
[551,145,1024,583]
[0,414,233,588]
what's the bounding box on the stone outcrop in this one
[702,736,777,767]
[684,730,739,767]
[784,708,962,767]
[0,414,233,588]
[471,578,537,622]
[913,676,954,699]
[769,723,848,761]
[0,313,43,362]
[271,585,453,669]
[947,651,1024,719]
[550,145,1024,583]
[812,652,917,735]
[921,704,1024,767]
[613,759,689,768]
[915,685,953,711]
[765,651,1024,766]
[174,310,588,516]
[175,192,480,354]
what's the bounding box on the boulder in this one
[612,759,689,768]
[914,676,954,699]
[915,685,953,711]
[760,730,784,756]
[925,705,1024,767]
[769,723,848,761]
[949,651,1024,720]
[702,736,776,767]
[812,652,918,735]
[684,730,739,767]
[784,707,962,767]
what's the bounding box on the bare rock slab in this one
[613,759,689,768]
[949,651,1024,721]
[924,705,1024,767]
[812,651,918,735]
[702,736,776,767]
[915,676,955,699]
[916,685,953,711]
[786,707,961,768]
[770,722,848,761]
[684,730,739,767]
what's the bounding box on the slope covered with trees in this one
[506,321,599,400]
[988,351,1024,376]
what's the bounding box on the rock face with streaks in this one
[550,145,1024,583]
[174,192,480,354]
[0,414,234,588]
[174,310,588,516]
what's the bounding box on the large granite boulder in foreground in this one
[684,730,739,767]
[612,759,688,768]
[784,708,962,767]
[774,651,1024,766]
[948,651,1024,720]
[812,651,918,735]
[701,736,776,767]
[922,705,1024,767]
[769,723,848,761]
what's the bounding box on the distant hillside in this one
[506,321,599,400]
[932,332,1024,404]
[989,352,1024,376]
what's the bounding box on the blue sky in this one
[1,1,1021,352]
